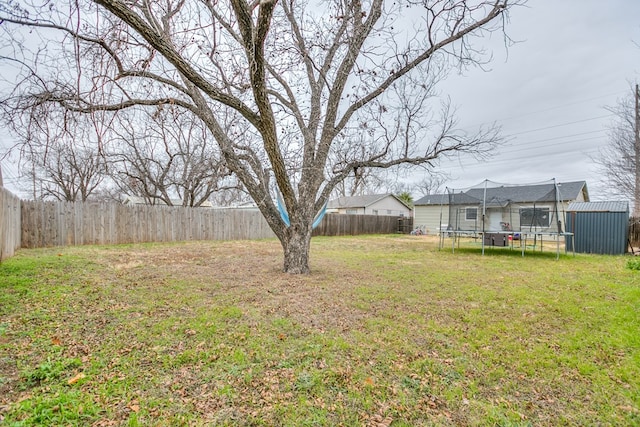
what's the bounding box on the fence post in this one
[630,217,640,248]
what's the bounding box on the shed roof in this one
[567,201,629,213]
[414,181,588,206]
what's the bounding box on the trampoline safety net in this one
[444,179,565,235]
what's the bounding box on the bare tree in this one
[209,176,253,206]
[415,173,448,197]
[106,106,231,207]
[0,101,108,201]
[0,0,518,273]
[332,145,388,197]
[594,88,637,210]
[24,142,107,201]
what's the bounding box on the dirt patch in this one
[91,241,370,333]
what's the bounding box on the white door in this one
[489,211,502,231]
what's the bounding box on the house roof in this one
[328,193,411,210]
[567,201,629,213]
[414,181,588,206]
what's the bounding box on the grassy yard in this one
[0,235,639,426]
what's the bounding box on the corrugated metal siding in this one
[566,211,629,255]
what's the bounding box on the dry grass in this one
[1,235,639,426]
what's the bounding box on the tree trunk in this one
[281,225,312,274]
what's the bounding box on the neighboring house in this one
[413,181,589,234]
[328,194,412,217]
[122,195,213,208]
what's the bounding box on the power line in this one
[499,90,627,119]
[501,129,607,150]
[499,135,605,156]
[504,114,615,137]
[458,90,627,131]
[439,136,603,169]
[441,148,601,171]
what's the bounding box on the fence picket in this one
[0,188,21,259]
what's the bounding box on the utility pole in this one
[635,84,640,216]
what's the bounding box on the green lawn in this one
[0,235,638,426]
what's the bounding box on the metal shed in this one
[565,201,629,255]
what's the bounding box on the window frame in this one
[465,207,478,221]
[519,207,551,228]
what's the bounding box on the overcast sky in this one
[1,0,639,201]
[428,0,640,200]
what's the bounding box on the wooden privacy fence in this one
[0,187,21,260]
[19,201,413,249]
[313,213,412,236]
[21,201,276,248]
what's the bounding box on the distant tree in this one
[1,0,517,273]
[25,141,107,202]
[415,173,448,197]
[594,88,638,212]
[396,191,413,208]
[209,176,253,207]
[0,102,107,201]
[106,106,232,207]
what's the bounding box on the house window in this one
[372,209,378,215]
[465,207,478,220]
[520,207,550,227]
[346,209,357,215]
[387,210,392,215]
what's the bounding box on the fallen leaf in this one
[67,372,86,385]
[51,336,62,346]
[369,413,393,427]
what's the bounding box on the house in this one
[413,181,589,234]
[327,194,412,217]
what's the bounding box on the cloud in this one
[429,0,640,200]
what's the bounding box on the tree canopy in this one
[0,0,520,272]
